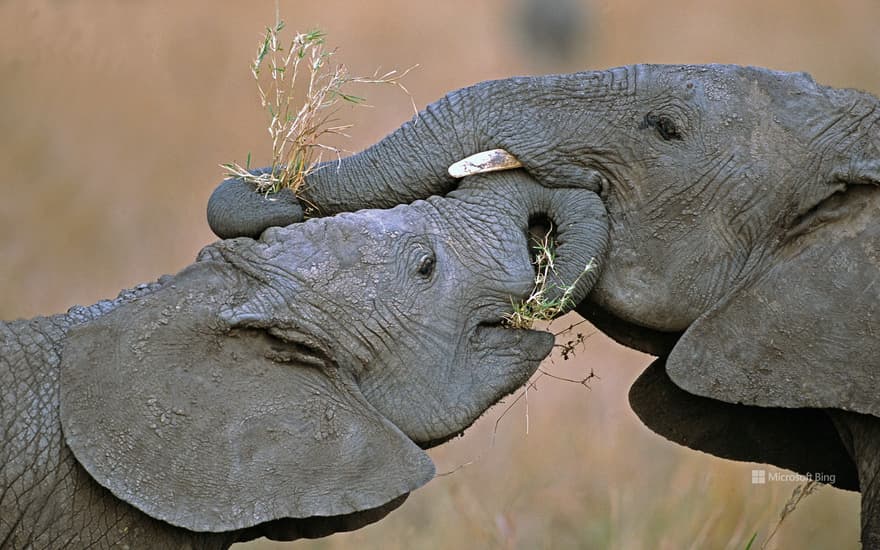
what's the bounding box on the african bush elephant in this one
[208,64,880,544]
[0,172,603,548]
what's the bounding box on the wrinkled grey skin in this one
[1,172,604,548]
[209,64,880,543]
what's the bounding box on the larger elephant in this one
[209,64,880,543]
[1,172,602,548]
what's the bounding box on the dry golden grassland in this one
[2,1,877,548]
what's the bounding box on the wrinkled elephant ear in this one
[59,261,434,533]
[630,358,858,490]
[666,187,880,416]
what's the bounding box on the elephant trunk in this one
[524,186,608,309]
[207,169,304,239]
[295,72,614,214]
[445,171,609,315]
[207,86,483,238]
[299,86,487,215]
[206,71,617,239]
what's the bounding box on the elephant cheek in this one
[589,243,701,332]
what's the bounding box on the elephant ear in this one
[667,186,880,415]
[59,261,434,533]
[630,358,858,490]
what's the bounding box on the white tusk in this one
[447,149,523,178]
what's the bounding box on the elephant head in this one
[207,64,880,527]
[59,170,604,538]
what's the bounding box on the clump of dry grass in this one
[503,231,595,330]
[222,21,413,195]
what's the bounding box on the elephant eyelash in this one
[642,113,684,141]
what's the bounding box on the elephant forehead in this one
[283,205,424,242]
[329,205,420,231]
[258,208,423,267]
[639,64,818,107]
[258,199,533,287]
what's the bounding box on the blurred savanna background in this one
[2,1,878,548]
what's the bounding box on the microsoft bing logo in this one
[750,469,835,484]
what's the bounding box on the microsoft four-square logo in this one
[751,469,766,484]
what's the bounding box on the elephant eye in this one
[416,253,435,278]
[643,113,684,141]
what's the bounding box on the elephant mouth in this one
[263,326,335,370]
[473,321,555,357]
[463,214,561,361]
[413,321,552,450]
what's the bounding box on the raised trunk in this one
[298,70,621,214]
[207,85,484,238]
[299,85,483,215]
[208,70,624,238]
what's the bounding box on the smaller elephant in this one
[1,171,604,547]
